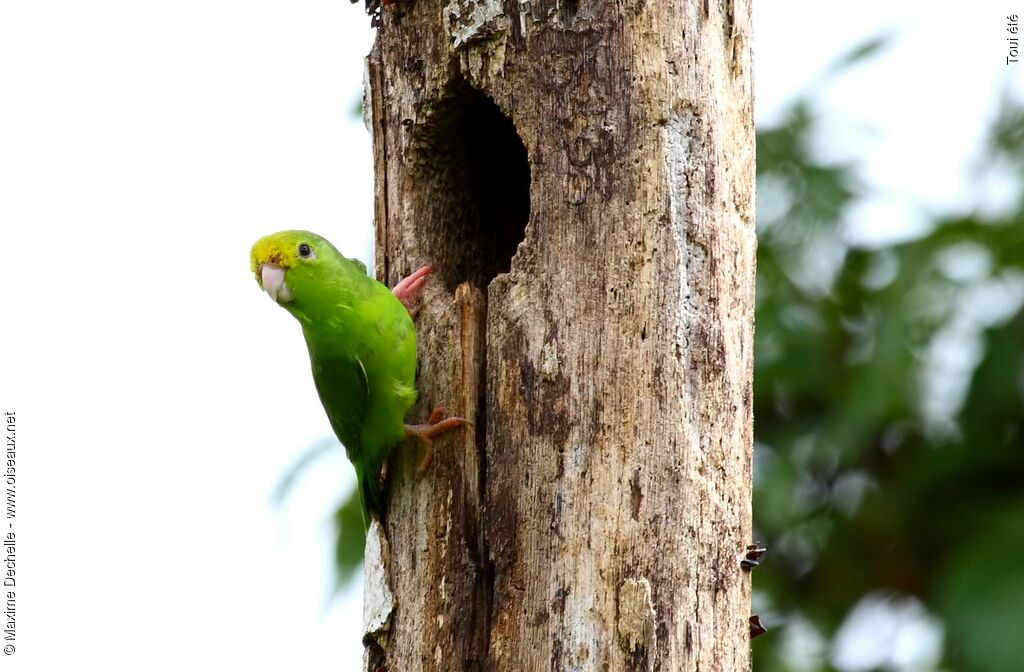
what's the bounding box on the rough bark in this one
[363,0,755,670]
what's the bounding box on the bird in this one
[251,230,466,529]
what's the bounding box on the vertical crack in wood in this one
[455,283,494,671]
[369,44,391,284]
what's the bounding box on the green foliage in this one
[752,80,1024,672]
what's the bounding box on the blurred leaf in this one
[272,436,365,590]
[825,32,895,75]
[990,92,1024,167]
[937,507,1024,672]
[271,436,339,506]
[350,91,364,121]
[332,486,366,588]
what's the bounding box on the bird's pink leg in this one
[406,404,468,472]
[392,265,434,317]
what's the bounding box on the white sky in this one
[1,2,1021,671]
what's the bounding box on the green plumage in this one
[251,230,417,529]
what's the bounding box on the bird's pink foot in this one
[405,404,468,472]
[392,265,433,317]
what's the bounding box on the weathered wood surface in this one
[365,0,756,670]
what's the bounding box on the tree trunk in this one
[363,0,755,670]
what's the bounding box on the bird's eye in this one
[298,243,313,259]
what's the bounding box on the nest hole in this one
[411,80,530,291]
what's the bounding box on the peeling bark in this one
[365,0,755,670]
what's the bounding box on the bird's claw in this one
[405,404,469,472]
[392,265,434,317]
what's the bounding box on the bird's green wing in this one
[310,351,383,528]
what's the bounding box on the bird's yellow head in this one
[250,230,335,305]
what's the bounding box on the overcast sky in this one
[1,2,1021,671]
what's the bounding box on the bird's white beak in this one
[261,264,292,303]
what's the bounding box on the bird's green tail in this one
[355,462,385,531]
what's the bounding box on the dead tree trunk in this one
[363,0,755,670]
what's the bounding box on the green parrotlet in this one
[251,230,466,529]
